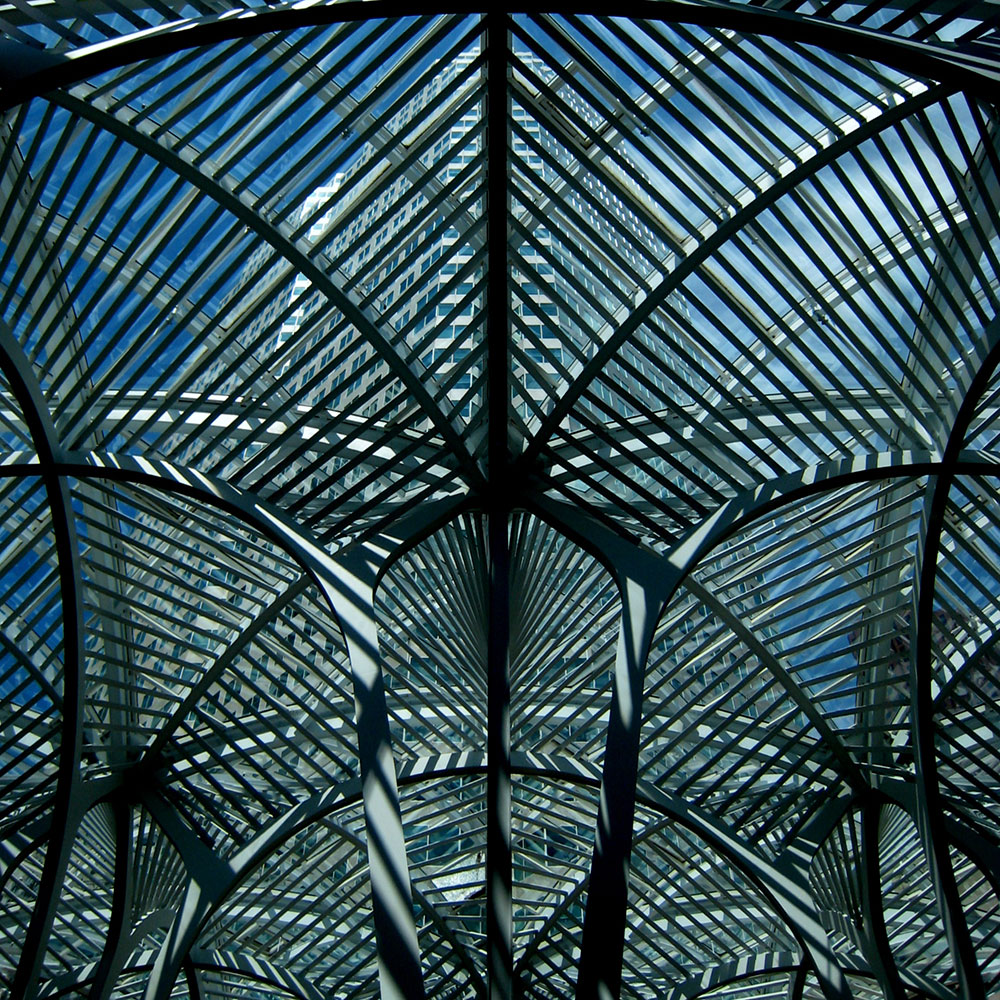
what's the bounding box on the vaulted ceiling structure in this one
[1,3,1000,999]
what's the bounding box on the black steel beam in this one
[575,579,661,1000]
[89,796,135,1000]
[485,12,513,1000]
[2,0,999,112]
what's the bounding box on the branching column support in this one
[576,570,665,1000]
[25,458,453,1000]
[527,500,675,1000]
[0,448,457,1000]
[486,503,512,1000]
[532,494,855,1000]
[141,543,427,1000]
[142,790,237,1000]
[319,546,426,1000]
[89,795,136,1000]
[183,961,205,1000]
[0,323,85,1000]
[911,320,1000,1000]
[235,501,458,1000]
[485,11,513,999]
[859,798,907,1000]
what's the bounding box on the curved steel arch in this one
[0,324,85,1000]
[1,0,999,109]
[1,5,1000,1000]
[908,321,1000,1000]
[1,442,996,997]
[46,87,483,493]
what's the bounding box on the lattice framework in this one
[0,3,999,999]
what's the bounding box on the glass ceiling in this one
[0,2,999,999]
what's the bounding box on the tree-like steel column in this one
[485,11,512,998]
[486,507,512,1000]
[525,498,674,1000]
[910,317,1000,1000]
[0,323,85,1000]
[19,446,988,998]
[89,796,137,1000]
[13,456,443,1000]
[532,495,854,1000]
[575,563,670,1000]
[320,548,426,1000]
[859,798,907,1000]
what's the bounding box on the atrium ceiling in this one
[1,2,999,999]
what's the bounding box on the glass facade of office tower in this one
[1,5,999,1000]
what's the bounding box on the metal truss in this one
[1,3,999,999]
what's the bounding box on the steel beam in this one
[320,550,426,1000]
[86,796,136,1000]
[486,499,513,1000]
[859,798,907,1000]
[516,79,949,474]
[634,784,852,1000]
[485,12,513,1000]
[49,87,483,492]
[184,958,205,1000]
[1,0,999,112]
[521,500,681,1000]
[575,569,665,1000]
